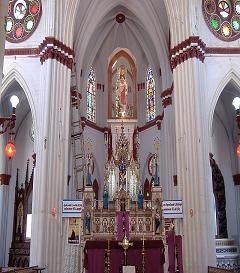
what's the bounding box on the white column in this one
[30,58,71,273]
[0,174,11,266]
[173,59,216,273]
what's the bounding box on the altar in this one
[84,240,165,273]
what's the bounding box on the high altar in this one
[78,60,166,273]
[80,119,165,273]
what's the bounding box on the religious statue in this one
[153,154,160,186]
[86,155,93,186]
[103,184,109,209]
[137,186,144,209]
[85,211,91,234]
[118,158,126,189]
[155,209,161,234]
[115,65,128,117]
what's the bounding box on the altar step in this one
[216,238,240,272]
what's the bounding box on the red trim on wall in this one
[5,48,40,56]
[161,83,174,108]
[205,47,240,55]
[0,174,11,185]
[80,117,106,133]
[137,114,163,132]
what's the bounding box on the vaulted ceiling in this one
[73,0,171,88]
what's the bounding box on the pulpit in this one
[84,240,165,273]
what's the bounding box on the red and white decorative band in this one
[170,36,206,69]
[39,37,74,70]
[161,84,174,108]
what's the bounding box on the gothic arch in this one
[108,49,137,119]
[1,65,38,138]
[208,69,240,136]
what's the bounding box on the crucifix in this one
[118,225,133,265]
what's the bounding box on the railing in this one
[0,266,45,273]
[208,266,238,273]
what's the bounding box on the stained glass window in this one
[6,0,42,43]
[146,68,156,122]
[203,0,240,41]
[87,68,96,122]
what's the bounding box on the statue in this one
[153,154,160,186]
[86,156,92,186]
[115,65,128,117]
[137,187,144,209]
[155,209,161,234]
[85,211,91,234]
[103,185,109,209]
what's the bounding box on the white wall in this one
[83,126,105,196]
[139,126,160,186]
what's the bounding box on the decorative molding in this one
[233,174,240,186]
[0,174,11,185]
[116,13,125,23]
[161,83,174,108]
[205,47,240,55]
[170,36,206,69]
[39,37,74,70]
[137,114,163,132]
[5,48,40,56]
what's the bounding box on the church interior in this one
[0,1,240,273]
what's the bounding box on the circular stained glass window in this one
[6,0,42,43]
[203,0,240,41]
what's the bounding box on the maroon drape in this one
[84,240,165,273]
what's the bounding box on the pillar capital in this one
[0,174,11,186]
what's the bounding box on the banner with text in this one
[62,200,82,218]
[162,200,183,218]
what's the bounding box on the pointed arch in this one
[1,65,38,137]
[108,49,137,119]
[208,69,240,135]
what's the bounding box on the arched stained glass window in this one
[146,68,156,122]
[202,0,240,41]
[87,68,96,122]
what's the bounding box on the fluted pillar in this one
[160,97,177,201]
[173,58,216,273]
[0,174,11,266]
[30,57,71,272]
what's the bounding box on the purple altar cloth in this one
[84,240,165,273]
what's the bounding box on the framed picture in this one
[121,265,136,273]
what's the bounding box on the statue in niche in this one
[155,209,161,234]
[86,155,93,186]
[85,211,91,235]
[114,65,129,117]
[103,184,109,209]
[118,158,126,189]
[137,186,144,209]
